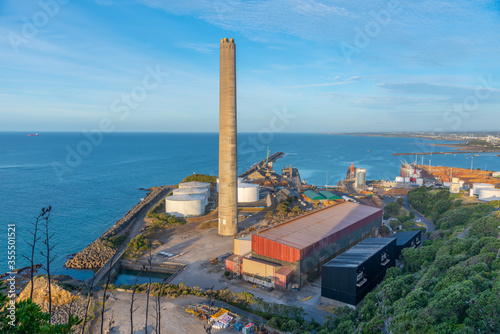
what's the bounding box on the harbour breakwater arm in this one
[65,185,172,270]
[239,151,284,178]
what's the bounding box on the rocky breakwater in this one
[65,186,171,270]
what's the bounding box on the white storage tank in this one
[165,194,205,217]
[179,181,211,196]
[416,178,424,186]
[217,177,244,192]
[172,187,208,205]
[237,183,259,203]
[443,182,450,188]
[404,177,410,183]
[395,176,404,183]
[473,183,495,195]
[478,188,500,202]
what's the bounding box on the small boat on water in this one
[27,133,38,136]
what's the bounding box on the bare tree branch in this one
[130,266,144,334]
[101,251,117,334]
[40,206,55,323]
[144,249,153,334]
[81,272,96,334]
[22,208,46,299]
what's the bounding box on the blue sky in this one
[1,0,500,132]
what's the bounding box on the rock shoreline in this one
[65,186,171,270]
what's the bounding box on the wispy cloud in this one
[176,42,218,54]
[377,82,500,98]
[283,76,361,89]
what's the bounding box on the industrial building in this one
[319,191,342,201]
[165,194,206,217]
[321,238,396,308]
[449,177,462,194]
[478,188,500,201]
[302,190,325,202]
[393,230,421,259]
[302,190,342,202]
[226,202,383,289]
[276,188,300,203]
[237,183,260,203]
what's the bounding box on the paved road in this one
[382,195,435,232]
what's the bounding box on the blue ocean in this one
[1,132,499,279]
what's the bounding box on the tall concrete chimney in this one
[218,37,238,236]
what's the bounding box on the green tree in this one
[468,216,500,238]
[385,201,401,217]
[291,205,302,215]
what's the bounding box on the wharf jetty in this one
[239,151,284,178]
[65,185,172,270]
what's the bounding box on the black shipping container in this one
[393,231,421,259]
[321,238,396,306]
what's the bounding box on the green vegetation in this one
[384,201,402,217]
[324,186,500,334]
[181,174,217,184]
[146,214,185,234]
[146,198,166,217]
[101,233,128,249]
[145,197,185,234]
[384,199,421,232]
[276,201,290,217]
[0,282,81,333]
[408,186,473,223]
[126,235,152,256]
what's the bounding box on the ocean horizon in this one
[2,132,499,279]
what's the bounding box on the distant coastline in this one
[329,132,465,141]
[330,132,500,156]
